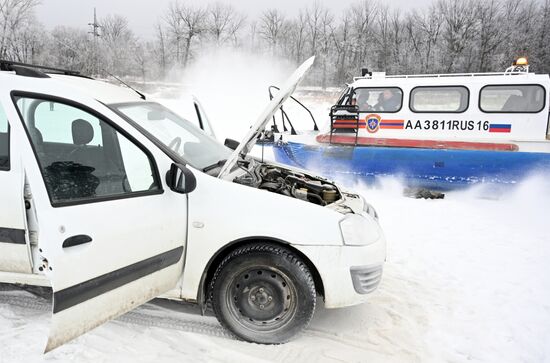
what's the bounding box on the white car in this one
[0,57,386,352]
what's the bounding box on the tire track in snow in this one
[0,293,50,312]
[0,291,382,356]
[0,292,232,339]
[119,310,232,339]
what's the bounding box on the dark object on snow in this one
[404,188,445,199]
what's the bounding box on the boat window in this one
[480,85,546,113]
[352,87,403,113]
[410,86,469,113]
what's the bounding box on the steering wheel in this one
[168,136,182,153]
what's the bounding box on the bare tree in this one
[534,0,550,73]
[258,9,286,54]
[155,23,168,78]
[475,0,504,72]
[7,19,43,62]
[305,1,325,57]
[318,9,334,89]
[47,26,94,74]
[100,14,137,76]
[207,3,245,45]
[439,0,477,72]
[412,4,444,73]
[389,10,404,73]
[332,9,352,83]
[375,5,391,72]
[165,2,206,66]
[289,11,307,63]
[4,0,550,86]
[348,0,378,71]
[247,20,258,52]
[133,41,148,83]
[0,0,40,58]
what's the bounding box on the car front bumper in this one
[294,235,386,309]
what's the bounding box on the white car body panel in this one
[295,241,386,308]
[180,167,346,300]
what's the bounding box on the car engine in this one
[233,161,341,206]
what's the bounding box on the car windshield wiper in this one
[203,159,227,173]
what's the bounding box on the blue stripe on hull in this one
[272,142,550,190]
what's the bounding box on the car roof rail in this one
[0,59,89,79]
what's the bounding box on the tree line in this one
[1,0,549,87]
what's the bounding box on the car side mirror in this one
[224,138,240,150]
[166,163,196,194]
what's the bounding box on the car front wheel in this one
[210,243,316,343]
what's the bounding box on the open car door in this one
[10,93,188,353]
[193,96,217,139]
[0,104,32,274]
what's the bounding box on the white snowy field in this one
[2,52,549,362]
[1,174,549,363]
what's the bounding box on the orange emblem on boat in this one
[366,114,381,133]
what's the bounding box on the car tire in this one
[210,243,316,344]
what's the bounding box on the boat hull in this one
[272,141,550,190]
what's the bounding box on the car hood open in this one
[217,56,315,179]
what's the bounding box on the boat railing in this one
[268,85,319,135]
[329,105,360,145]
[353,71,531,82]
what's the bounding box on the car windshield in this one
[112,102,232,170]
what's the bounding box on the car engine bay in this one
[233,160,342,206]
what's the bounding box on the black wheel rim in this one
[226,267,297,331]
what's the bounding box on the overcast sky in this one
[35,0,430,39]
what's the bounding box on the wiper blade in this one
[203,159,227,173]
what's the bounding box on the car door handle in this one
[62,235,92,248]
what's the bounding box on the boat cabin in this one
[326,60,550,152]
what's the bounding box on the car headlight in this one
[339,214,381,246]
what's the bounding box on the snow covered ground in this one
[1,174,549,363]
[2,53,549,362]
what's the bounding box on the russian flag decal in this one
[489,124,512,133]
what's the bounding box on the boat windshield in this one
[112,102,232,170]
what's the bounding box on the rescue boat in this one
[270,58,550,190]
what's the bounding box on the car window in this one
[480,85,545,113]
[114,102,231,170]
[353,87,403,113]
[410,86,469,113]
[0,104,9,170]
[18,99,104,145]
[15,96,160,205]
